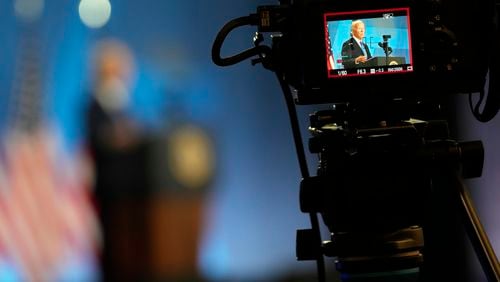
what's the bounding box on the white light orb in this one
[78,0,112,29]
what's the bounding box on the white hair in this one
[351,20,364,31]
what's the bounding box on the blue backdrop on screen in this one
[328,16,411,69]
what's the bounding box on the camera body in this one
[258,0,494,104]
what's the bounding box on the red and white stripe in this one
[0,128,100,281]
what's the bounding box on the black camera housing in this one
[260,0,494,104]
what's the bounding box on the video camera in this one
[212,0,500,281]
[260,0,498,104]
[214,0,498,105]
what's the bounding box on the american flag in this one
[0,130,101,281]
[0,24,100,281]
[325,21,335,70]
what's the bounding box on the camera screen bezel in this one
[291,1,420,104]
[323,7,414,79]
[287,0,490,105]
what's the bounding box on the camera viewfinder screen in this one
[324,8,413,78]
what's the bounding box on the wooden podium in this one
[95,124,216,282]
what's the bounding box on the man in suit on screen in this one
[341,20,372,69]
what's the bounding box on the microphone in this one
[379,35,393,56]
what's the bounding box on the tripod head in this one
[297,102,485,280]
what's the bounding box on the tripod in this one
[294,102,500,282]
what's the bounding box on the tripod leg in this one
[453,173,500,282]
